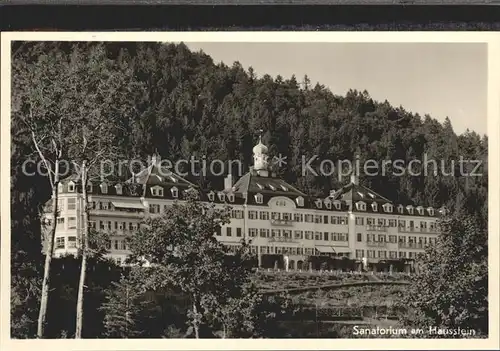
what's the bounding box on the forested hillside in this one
[10,42,488,336]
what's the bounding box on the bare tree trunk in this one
[75,161,89,338]
[37,163,59,338]
[192,294,200,339]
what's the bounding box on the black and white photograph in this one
[1,33,499,348]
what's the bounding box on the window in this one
[356,202,366,211]
[215,227,222,236]
[67,236,77,248]
[248,210,258,219]
[389,219,397,227]
[357,233,362,242]
[260,229,269,238]
[314,215,322,224]
[115,257,122,266]
[398,205,404,214]
[231,210,244,219]
[305,214,313,223]
[296,196,304,207]
[389,251,397,259]
[305,231,313,240]
[427,207,435,216]
[398,251,407,258]
[407,205,414,215]
[87,182,93,193]
[356,249,364,258]
[68,217,76,229]
[323,215,329,224]
[67,198,76,210]
[315,232,321,240]
[100,182,108,194]
[355,217,364,226]
[259,211,269,220]
[383,203,393,213]
[416,206,424,215]
[315,199,322,208]
[208,191,215,201]
[68,181,75,192]
[57,217,65,225]
[294,230,303,239]
[283,230,291,238]
[116,184,123,195]
[325,199,332,209]
[249,228,258,237]
[271,229,280,238]
[378,251,387,259]
[55,237,65,249]
[333,201,341,210]
[271,212,280,220]
[367,250,375,258]
[371,203,378,212]
[255,193,263,204]
[228,193,235,202]
[226,227,232,237]
[236,228,242,237]
[294,213,303,222]
[323,232,329,241]
[389,235,397,243]
[171,187,178,198]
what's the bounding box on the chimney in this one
[224,174,233,190]
[350,171,358,185]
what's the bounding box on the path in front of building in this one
[259,279,409,295]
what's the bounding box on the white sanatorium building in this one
[42,137,445,270]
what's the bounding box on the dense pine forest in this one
[11,42,488,338]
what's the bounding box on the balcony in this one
[366,241,387,248]
[419,227,439,234]
[90,208,144,218]
[398,242,425,249]
[270,219,294,226]
[366,225,387,232]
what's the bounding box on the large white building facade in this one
[42,137,445,271]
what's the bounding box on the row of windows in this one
[247,211,348,225]
[355,217,437,229]
[219,227,349,242]
[91,220,139,232]
[224,244,350,257]
[354,202,435,216]
[355,233,437,245]
[355,249,423,259]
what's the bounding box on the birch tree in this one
[12,43,77,338]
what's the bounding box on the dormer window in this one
[169,175,177,183]
[227,193,235,202]
[208,191,215,201]
[333,200,341,210]
[383,203,393,213]
[296,196,304,207]
[100,182,108,194]
[151,186,163,197]
[315,199,322,209]
[371,202,378,212]
[357,192,364,198]
[68,181,75,193]
[280,185,288,191]
[218,192,225,202]
[255,193,263,204]
[427,207,435,216]
[86,181,93,193]
[356,201,366,211]
[256,183,264,190]
[416,206,424,215]
[324,198,332,209]
[171,186,178,198]
[397,205,404,214]
[115,184,123,195]
[268,184,276,191]
[406,205,414,215]
[368,193,375,199]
